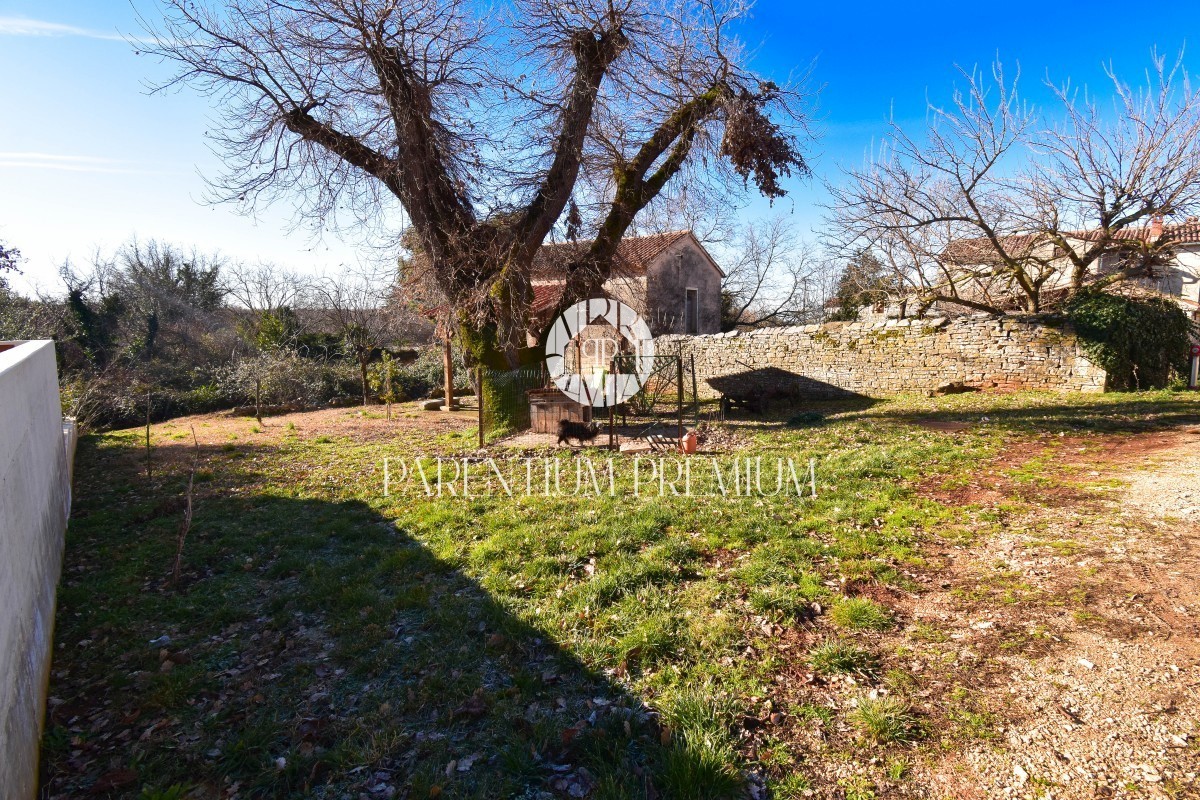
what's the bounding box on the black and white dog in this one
[557,419,600,446]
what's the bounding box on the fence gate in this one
[610,350,700,449]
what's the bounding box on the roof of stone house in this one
[1076,219,1200,244]
[532,283,566,317]
[529,230,693,280]
[409,230,719,321]
[944,219,1200,265]
[530,230,725,316]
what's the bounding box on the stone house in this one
[529,230,725,342]
[941,218,1200,321]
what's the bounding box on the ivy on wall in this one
[1065,290,1195,390]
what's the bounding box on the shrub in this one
[372,346,471,401]
[1065,290,1195,390]
[218,351,347,409]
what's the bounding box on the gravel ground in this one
[935,427,1200,799]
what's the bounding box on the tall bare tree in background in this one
[140,0,811,373]
[827,52,1200,315]
[719,215,826,329]
[310,266,425,405]
[61,239,228,361]
[225,262,308,314]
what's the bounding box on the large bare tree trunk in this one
[144,0,809,361]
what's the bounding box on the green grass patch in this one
[808,640,877,675]
[851,695,922,744]
[829,597,895,631]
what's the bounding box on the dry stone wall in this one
[660,314,1106,399]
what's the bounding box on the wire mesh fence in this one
[477,365,548,442]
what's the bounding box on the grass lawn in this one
[40,390,1200,799]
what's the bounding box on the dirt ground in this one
[920,426,1200,799]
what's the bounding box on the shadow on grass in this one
[706,367,871,412]
[863,392,1200,435]
[41,440,741,800]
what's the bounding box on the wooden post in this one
[475,367,484,448]
[385,360,393,420]
[443,337,454,411]
[255,378,262,425]
[145,390,152,480]
[690,353,699,424]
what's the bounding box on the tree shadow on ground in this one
[706,367,872,415]
[41,439,737,800]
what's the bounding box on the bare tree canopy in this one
[826,51,1200,315]
[224,261,309,312]
[139,0,812,363]
[719,215,826,329]
[309,266,429,403]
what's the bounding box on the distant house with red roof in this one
[939,218,1200,319]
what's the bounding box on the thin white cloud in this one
[0,153,169,175]
[0,17,125,41]
[0,152,119,163]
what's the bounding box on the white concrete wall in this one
[0,340,72,800]
[1170,246,1200,306]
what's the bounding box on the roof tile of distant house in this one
[531,283,566,317]
[944,219,1200,264]
[1078,219,1200,244]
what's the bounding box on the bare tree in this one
[827,52,1200,314]
[310,266,422,405]
[139,0,810,371]
[719,215,825,329]
[224,261,309,312]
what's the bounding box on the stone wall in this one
[659,314,1106,399]
[0,340,74,800]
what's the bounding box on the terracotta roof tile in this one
[530,231,691,279]
[944,220,1200,264]
[1078,220,1200,244]
[531,283,565,316]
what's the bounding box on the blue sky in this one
[1,1,1196,293]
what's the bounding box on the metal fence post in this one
[676,355,684,445]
